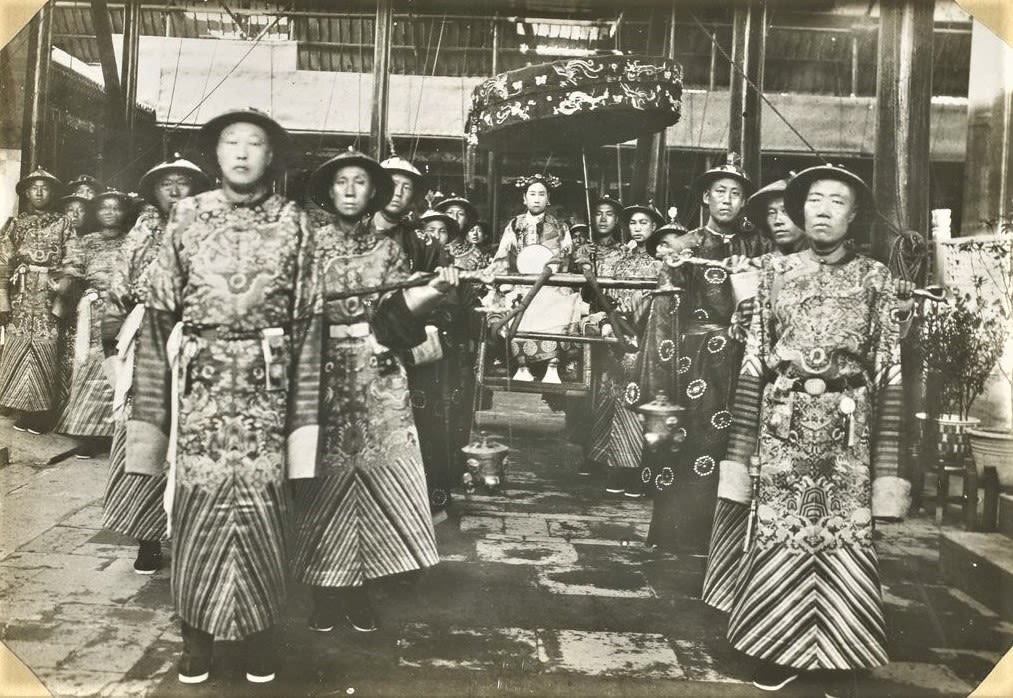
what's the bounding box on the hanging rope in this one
[687,10,908,237]
[106,13,284,184]
[411,13,447,162]
[687,10,825,160]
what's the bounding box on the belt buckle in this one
[803,378,827,396]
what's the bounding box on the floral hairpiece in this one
[515,173,562,190]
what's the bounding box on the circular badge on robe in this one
[706,335,728,354]
[658,339,675,362]
[624,382,641,405]
[704,267,728,285]
[677,356,692,374]
[693,455,715,476]
[711,410,733,429]
[686,378,707,400]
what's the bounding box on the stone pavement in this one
[1,402,1011,697]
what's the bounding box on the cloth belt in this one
[328,322,370,339]
[775,372,866,396]
[10,263,50,294]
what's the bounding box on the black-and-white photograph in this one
[0,0,1011,695]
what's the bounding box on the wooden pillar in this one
[873,0,934,264]
[960,19,1013,236]
[90,0,124,183]
[728,0,765,185]
[370,0,392,162]
[644,3,677,206]
[20,1,53,177]
[630,6,669,205]
[121,2,140,130]
[874,0,934,495]
[121,0,141,182]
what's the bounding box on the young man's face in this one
[627,212,656,243]
[594,204,619,238]
[385,173,415,216]
[765,196,805,250]
[444,204,469,231]
[703,177,745,225]
[423,220,451,245]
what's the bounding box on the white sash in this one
[161,322,185,536]
[111,304,146,418]
[73,291,98,365]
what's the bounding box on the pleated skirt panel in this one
[293,456,439,587]
[55,347,114,437]
[293,334,439,588]
[700,498,749,612]
[102,421,167,541]
[172,480,291,640]
[727,544,888,670]
[0,333,61,413]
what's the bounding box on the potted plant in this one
[955,223,1013,486]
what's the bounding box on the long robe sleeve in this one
[0,217,15,314]
[125,203,192,475]
[371,242,427,351]
[867,266,909,519]
[723,259,772,467]
[286,211,325,479]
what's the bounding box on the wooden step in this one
[939,530,1013,621]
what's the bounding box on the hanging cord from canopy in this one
[106,12,285,185]
[410,13,448,162]
[687,10,908,238]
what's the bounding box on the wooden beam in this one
[873,0,933,263]
[20,0,54,177]
[90,0,124,182]
[370,0,392,161]
[120,0,140,179]
[629,4,668,206]
[728,0,766,185]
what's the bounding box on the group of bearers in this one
[0,102,916,694]
[0,106,505,685]
[565,153,916,696]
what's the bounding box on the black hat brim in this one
[621,206,664,228]
[744,179,790,231]
[138,163,211,205]
[420,212,460,237]
[16,172,63,197]
[695,170,754,197]
[783,166,875,230]
[435,198,478,225]
[645,225,686,258]
[308,154,394,216]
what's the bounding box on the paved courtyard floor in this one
[1,403,1011,696]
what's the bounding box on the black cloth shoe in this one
[133,540,162,575]
[604,469,626,495]
[576,459,598,477]
[821,670,858,698]
[752,662,800,691]
[177,622,213,684]
[341,586,378,632]
[244,627,277,683]
[308,586,340,632]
